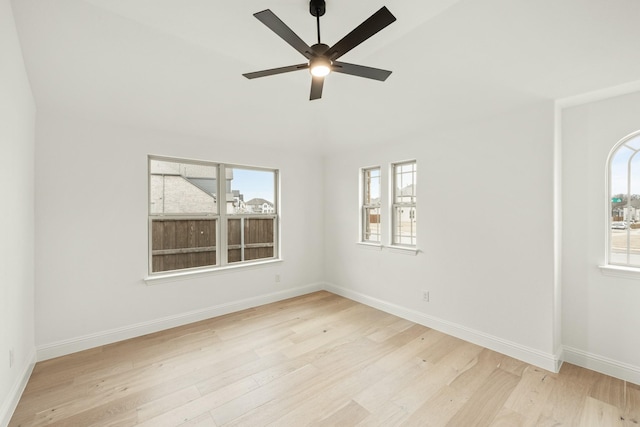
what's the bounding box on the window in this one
[149,156,278,275]
[392,160,417,246]
[225,167,278,264]
[607,132,640,267]
[362,167,381,243]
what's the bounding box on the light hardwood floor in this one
[9,291,640,426]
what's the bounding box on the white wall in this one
[562,91,640,384]
[324,101,559,371]
[34,113,324,358]
[0,0,36,424]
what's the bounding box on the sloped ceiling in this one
[11,0,640,153]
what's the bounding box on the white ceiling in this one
[11,0,640,154]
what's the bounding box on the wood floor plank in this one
[400,385,470,427]
[190,351,277,396]
[209,364,319,425]
[9,291,639,427]
[280,304,384,359]
[536,365,600,426]
[355,401,409,427]
[590,374,628,409]
[355,356,453,414]
[308,399,370,426]
[445,367,521,426]
[267,355,390,425]
[369,327,445,373]
[136,375,260,427]
[135,385,201,423]
[176,412,217,427]
[624,382,640,424]
[447,348,507,397]
[366,317,416,343]
[502,365,557,421]
[488,407,532,427]
[580,396,626,427]
[226,337,395,426]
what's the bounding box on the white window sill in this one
[386,245,420,256]
[598,264,640,279]
[356,243,419,256]
[144,258,283,285]
[357,242,383,251]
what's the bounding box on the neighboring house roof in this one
[400,184,415,196]
[245,198,274,206]
[186,177,216,196]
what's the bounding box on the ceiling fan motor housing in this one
[310,0,326,17]
[311,43,330,56]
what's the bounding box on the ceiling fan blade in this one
[332,61,392,81]
[243,63,309,79]
[254,10,313,59]
[310,76,324,100]
[324,6,396,61]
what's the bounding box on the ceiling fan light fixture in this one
[309,57,332,77]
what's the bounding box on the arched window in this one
[608,131,640,267]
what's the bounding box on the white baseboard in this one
[324,283,562,373]
[1,348,36,427]
[37,283,323,361]
[563,346,640,385]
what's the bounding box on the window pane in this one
[150,159,217,214]
[629,153,640,206]
[227,168,275,214]
[364,168,381,206]
[364,207,381,242]
[227,218,242,263]
[625,135,640,151]
[610,147,629,265]
[244,218,275,261]
[611,147,632,197]
[393,206,416,246]
[227,217,275,264]
[151,218,216,272]
[395,162,416,204]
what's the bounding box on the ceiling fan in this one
[243,0,396,100]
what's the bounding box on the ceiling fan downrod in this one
[310,0,326,44]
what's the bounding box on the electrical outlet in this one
[422,290,429,302]
[9,349,14,368]
[275,274,281,283]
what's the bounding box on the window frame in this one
[361,166,382,244]
[605,131,640,271]
[147,155,279,277]
[391,160,417,248]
